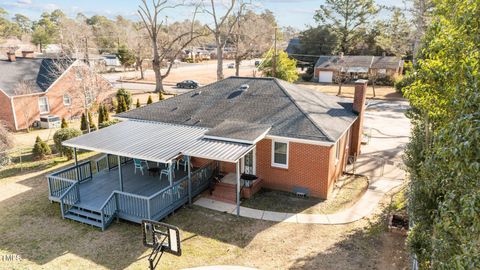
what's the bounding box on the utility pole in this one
[272,27,277,78]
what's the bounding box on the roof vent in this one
[240,84,249,91]
[191,91,201,97]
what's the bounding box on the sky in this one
[0,0,407,30]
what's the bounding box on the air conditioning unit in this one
[39,115,61,129]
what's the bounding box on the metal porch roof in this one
[63,120,253,163]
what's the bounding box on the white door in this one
[318,71,333,83]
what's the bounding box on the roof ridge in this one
[272,78,335,142]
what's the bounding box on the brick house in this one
[51,76,367,228]
[114,77,367,200]
[0,53,111,131]
[314,54,404,83]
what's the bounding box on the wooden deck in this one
[76,162,188,211]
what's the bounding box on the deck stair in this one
[64,206,104,229]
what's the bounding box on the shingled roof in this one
[118,77,358,143]
[315,55,403,71]
[0,57,75,96]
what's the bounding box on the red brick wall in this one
[0,90,15,129]
[350,80,367,158]
[9,66,111,130]
[255,138,334,198]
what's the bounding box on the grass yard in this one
[0,163,407,270]
[241,175,369,214]
[297,82,404,101]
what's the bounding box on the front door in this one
[242,148,256,175]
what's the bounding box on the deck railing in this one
[47,160,92,200]
[100,192,117,230]
[59,181,80,218]
[191,161,217,196]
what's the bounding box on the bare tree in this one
[204,0,247,80]
[406,0,434,63]
[232,10,275,76]
[138,0,205,92]
[48,58,111,133]
[13,81,37,132]
[57,16,96,59]
[121,21,151,79]
[334,58,350,96]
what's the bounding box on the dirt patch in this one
[241,175,369,214]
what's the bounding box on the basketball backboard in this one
[142,220,181,256]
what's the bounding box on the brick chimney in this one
[350,79,368,159]
[7,52,16,62]
[21,50,35,58]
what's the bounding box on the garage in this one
[318,70,333,83]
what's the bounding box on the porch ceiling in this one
[63,120,254,163]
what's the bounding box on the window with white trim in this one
[63,94,71,106]
[38,96,49,114]
[272,140,288,168]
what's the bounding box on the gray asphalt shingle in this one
[118,77,358,143]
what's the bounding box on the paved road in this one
[101,60,258,94]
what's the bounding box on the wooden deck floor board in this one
[76,162,190,211]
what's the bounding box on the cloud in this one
[17,0,32,4]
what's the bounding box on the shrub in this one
[80,113,87,131]
[99,119,121,129]
[159,92,164,101]
[97,106,104,126]
[394,74,415,93]
[87,111,95,129]
[53,128,82,159]
[32,136,51,159]
[61,118,68,128]
[147,95,153,105]
[136,99,141,108]
[116,96,128,113]
[301,73,313,82]
[103,104,110,121]
[116,88,132,109]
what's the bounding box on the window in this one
[38,96,49,114]
[63,94,71,106]
[272,141,288,168]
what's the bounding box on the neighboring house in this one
[0,53,111,131]
[46,76,368,230]
[314,55,404,83]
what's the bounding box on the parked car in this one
[176,80,199,89]
[227,63,235,69]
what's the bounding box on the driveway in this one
[352,99,411,181]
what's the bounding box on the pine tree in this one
[33,135,51,159]
[116,96,127,113]
[80,113,88,131]
[136,99,141,108]
[98,105,104,126]
[103,104,110,121]
[61,118,68,128]
[147,95,153,105]
[87,111,96,130]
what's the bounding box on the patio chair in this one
[160,163,175,180]
[177,157,191,172]
[133,159,149,175]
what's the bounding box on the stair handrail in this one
[100,191,117,230]
[59,181,80,218]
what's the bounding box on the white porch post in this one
[74,147,80,180]
[236,160,240,216]
[168,161,173,187]
[118,156,124,191]
[187,156,192,205]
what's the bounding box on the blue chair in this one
[160,163,175,180]
[133,159,149,175]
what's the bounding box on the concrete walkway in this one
[194,179,403,224]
